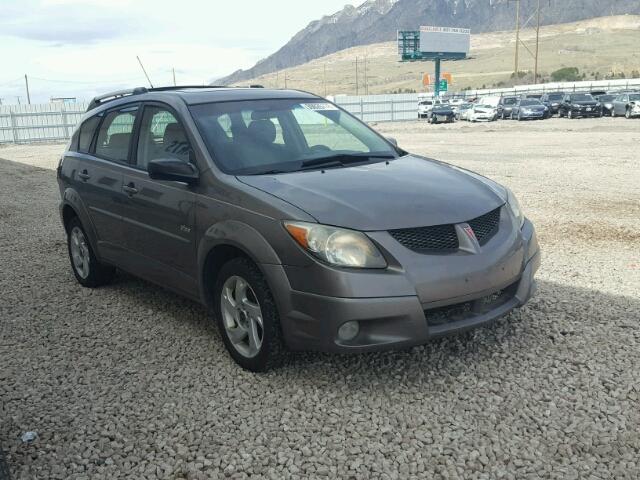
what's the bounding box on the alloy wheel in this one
[70,226,90,279]
[220,275,264,358]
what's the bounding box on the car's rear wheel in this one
[214,257,287,372]
[66,217,115,288]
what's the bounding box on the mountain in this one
[217,0,640,85]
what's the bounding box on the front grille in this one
[389,207,502,252]
[468,207,501,245]
[389,223,458,252]
[424,281,518,327]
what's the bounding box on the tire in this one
[517,113,522,121]
[214,257,287,372]
[66,217,115,288]
[0,448,10,480]
[625,109,631,119]
[568,110,573,119]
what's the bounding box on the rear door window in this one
[95,107,138,162]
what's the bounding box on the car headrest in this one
[108,133,130,150]
[247,120,276,144]
[163,123,187,147]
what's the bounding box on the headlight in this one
[505,188,524,228]
[284,221,387,268]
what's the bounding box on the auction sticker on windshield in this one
[300,103,338,111]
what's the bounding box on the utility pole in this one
[24,75,31,104]
[172,68,176,86]
[514,0,520,75]
[534,0,541,83]
[355,56,359,96]
[323,63,327,97]
[364,56,368,95]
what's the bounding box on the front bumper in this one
[569,107,601,116]
[265,218,540,353]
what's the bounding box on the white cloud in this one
[0,0,360,103]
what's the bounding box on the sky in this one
[0,0,359,104]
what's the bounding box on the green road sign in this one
[439,79,448,92]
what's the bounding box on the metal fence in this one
[1,77,639,144]
[0,102,88,144]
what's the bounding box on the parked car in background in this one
[428,104,456,124]
[418,99,447,119]
[596,94,617,116]
[455,103,474,120]
[497,96,518,119]
[57,86,539,371]
[510,98,548,120]
[469,104,498,122]
[540,92,564,116]
[611,92,640,118]
[558,93,602,118]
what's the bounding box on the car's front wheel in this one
[214,257,287,372]
[625,108,631,119]
[66,217,115,288]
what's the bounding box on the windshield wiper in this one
[300,153,395,170]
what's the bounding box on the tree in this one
[551,67,581,82]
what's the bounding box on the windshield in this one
[476,104,493,109]
[598,95,615,101]
[547,93,563,101]
[190,99,398,175]
[432,105,450,111]
[570,94,594,102]
[521,99,541,106]
[503,97,517,105]
[629,94,640,101]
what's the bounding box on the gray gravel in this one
[1,117,639,479]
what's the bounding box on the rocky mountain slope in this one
[217,0,640,85]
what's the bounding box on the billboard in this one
[420,26,470,55]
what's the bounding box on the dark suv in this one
[558,93,602,118]
[58,86,540,371]
[540,92,564,116]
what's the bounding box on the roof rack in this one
[86,87,148,111]
[86,84,268,112]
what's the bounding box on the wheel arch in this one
[197,220,282,310]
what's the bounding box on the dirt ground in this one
[1,116,639,479]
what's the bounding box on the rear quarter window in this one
[78,116,101,153]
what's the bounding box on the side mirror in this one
[386,137,398,147]
[148,158,199,185]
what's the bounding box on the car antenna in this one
[136,55,154,88]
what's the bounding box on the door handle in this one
[122,183,138,196]
[78,170,91,181]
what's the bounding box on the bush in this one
[551,67,581,82]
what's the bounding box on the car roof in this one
[86,86,319,113]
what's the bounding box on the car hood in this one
[237,155,505,231]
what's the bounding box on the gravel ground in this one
[1,117,639,479]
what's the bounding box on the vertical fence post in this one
[359,98,364,121]
[61,103,70,139]
[390,99,394,122]
[8,106,17,144]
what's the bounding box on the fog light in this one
[337,321,360,341]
